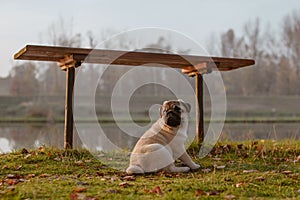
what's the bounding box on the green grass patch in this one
[0,140,299,199]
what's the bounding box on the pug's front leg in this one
[165,163,190,173]
[179,151,200,170]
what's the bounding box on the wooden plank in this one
[14,45,255,71]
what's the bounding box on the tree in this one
[10,63,38,96]
[39,17,82,95]
[282,11,300,76]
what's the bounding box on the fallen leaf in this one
[214,147,223,154]
[228,160,235,164]
[26,174,35,179]
[2,165,8,169]
[121,175,136,181]
[195,189,207,196]
[209,190,220,196]
[107,189,121,194]
[224,194,236,199]
[5,179,19,185]
[282,170,292,175]
[223,144,231,152]
[251,141,258,146]
[38,146,45,153]
[73,187,87,193]
[255,176,265,181]
[24,154,32,159]
[224,177,233,182]
[18,178,26,183]
[236,182,247,188]
[84,159,92,163]
[152,186,163,196]
[96,172,104,176]
[176,173,184,178]
[15,165,22,170]
[162,180,171,184]
[77,181,88,186]
[39,173,50,178]
[70,193,79,200]
[216,165,226,169]
[243,169,258,173]
[53,157,61,161]
[144,189,151,193]
[110,176,118,182]
[202,168,211,173]
[21,148,29,154]
[287,173,299,179]
[75,161,84,166]
[119,182,131,187]
[256,145,264,152]
[7,186,16,191]
[7,174,19,179]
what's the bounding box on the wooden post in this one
[195,73,204,145]
[64,66,75,149]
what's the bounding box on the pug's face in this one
[160,100,191,127]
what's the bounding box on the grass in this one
[0,140,299,199]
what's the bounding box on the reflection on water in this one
[0,122,299,153]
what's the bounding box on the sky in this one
[0,0,300,77]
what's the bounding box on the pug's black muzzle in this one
[165,111,181,127]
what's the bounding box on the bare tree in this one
[10,63,38,96]
[39,17,83,95]
[282,11,300,76]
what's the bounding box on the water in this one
[0,122,299,153]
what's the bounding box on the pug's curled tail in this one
[126,165,144,174]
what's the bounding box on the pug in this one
[126,99,200,174]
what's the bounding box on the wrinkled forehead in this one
[163,100,187,109]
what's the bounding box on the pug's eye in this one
[174,106,181,112]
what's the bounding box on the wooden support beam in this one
[64,66,75,149]
[58,55,81,149]
[182,62,209,76]
[195,73,204,145]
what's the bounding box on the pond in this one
[0,122,299,153]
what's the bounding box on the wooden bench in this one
[14,45,255,149]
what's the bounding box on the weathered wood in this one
[14,45,255,71]
[64,66,75,149]
[195,74,204,144]
[58,54,82,70]
[182,62,209,76]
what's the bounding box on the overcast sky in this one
[0,0,299,77]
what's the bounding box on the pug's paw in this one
[190,163,200,171]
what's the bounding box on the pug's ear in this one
[159,105,163,117]
[185,103,191,113]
